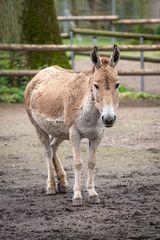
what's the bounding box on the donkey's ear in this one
[91,46,101,69]
[109,44,120,68]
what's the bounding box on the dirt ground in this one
[0,103,160,240]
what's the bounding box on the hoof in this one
[72,198,83,206]
[46,188,56,195]
[88,195,100,204]
[58,182,68,193]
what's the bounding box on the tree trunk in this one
[0,0,22,44]
[0,0,70,70]
[0,0,24,70]
[21,0,70,69]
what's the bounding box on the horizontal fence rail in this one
[58,15,119,21]
[113,18,160,25]
[58,16,160,25]
[118,70,160,76]
[60,33,69,38]
[75,52,160,63]
[0,44,160,52]
[0,70,160,77]
[72,28,160,41]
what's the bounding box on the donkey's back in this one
[25,66,77,120]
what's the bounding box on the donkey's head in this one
[91,45,120,127]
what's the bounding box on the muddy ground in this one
[0,103,160,240]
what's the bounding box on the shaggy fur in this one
[24,46,120,206]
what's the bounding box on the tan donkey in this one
[24,45,120,206]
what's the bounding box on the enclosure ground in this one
[0,104,160,240]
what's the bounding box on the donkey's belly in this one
[32,111,69,139]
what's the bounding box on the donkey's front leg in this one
[87,136,103,203]
[69,126,83,206]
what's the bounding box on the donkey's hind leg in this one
[36,127,56,195]
[50,137,68,193]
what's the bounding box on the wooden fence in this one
[0,43,159,77]
[0,69,160,77]
[0,18,160,91]
[58,15,119,21]
[75,52,160,63]
[58,16,160,25]
[113,18,160,25]
[0,43,159,79]
[70,28,160,91]
[0,44,160,52]
[71,28,160,41]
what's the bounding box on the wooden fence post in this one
[140,36,145,91]
[70,30,75,69]
[111,0,116,44]
[92,36,97,46]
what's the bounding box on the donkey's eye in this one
[115,83,120,89]
[94,84,99,90]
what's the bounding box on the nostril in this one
[107,118,112,124]
[102,114,116,126]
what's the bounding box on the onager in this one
[24,45,120,206]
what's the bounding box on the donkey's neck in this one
[75,87,102,140]
[82,85,101,124]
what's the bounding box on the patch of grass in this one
[0,85,25,103]
[119,85,131,93]
[119,84,160,103]
[120,90,160,101]
[0,52,30,103]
